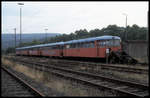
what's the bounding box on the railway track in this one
[9,56,148,74]
[44,59,148,74]
[10,59,149,97]
[1,66,45,97]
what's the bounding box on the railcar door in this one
[95,40,99,57]
[27,49,29,55]
[97,40,107,58]
[60,45,63,57]
[39,48,42,56]
[37,48,41,56]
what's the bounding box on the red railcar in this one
[63,36,121,58]
[40,42,64,57]
[21,50,29,56]
[16,35,121,59]
[16,50,21,55]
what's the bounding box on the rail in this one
[1,66,45,97]
[11,59,149,97]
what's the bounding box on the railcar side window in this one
[67,41,95,49]
[79,43,82,48]
[98,39,120,47]
[107,40,120,46]
[98,41,106,47]
[73,44,75,48]
[82,43,86,48]
[51,46,59,49]
[43,47,46,50]
[43,46,55,50]
[105,40,110,46]
[81,42,94,48]
[70,44,73,48]
[60,46,63,49]
[70,44,76,48]
[43,47,48,50]
[33,48,38,50]
[76,43,79,48]
[83,43,86,48]
[72,44,76,48]
[89,42,95,48]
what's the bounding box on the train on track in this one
[16,35,137,64]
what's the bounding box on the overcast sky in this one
[2,1,149,34]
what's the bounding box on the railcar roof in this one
[16,42,64,50]
[16,35,120,50]
[64,35,120,44]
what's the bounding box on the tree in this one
[74,29,89,39]
[89,29,101,37]
[16,24,148,47]
[5,47,15,54]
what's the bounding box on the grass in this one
[108,63,148,69]
[44,75,118,96]
[102,70,149,84]
[2,57,118,96]
[77,64,148,84]
[3,56,148,96]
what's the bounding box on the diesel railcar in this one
[16,35,122,59]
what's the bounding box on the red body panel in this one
[16,51,20,55]
[41,49,62,57]
[38,50,42,56]
[63,48,96,57]
[33,50,38,56]
[97,46,121,58]
[29,50,38,56]
[64,46,121,58]
[19,50,28,55]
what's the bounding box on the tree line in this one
[2,24,148,54]
[20,24,148,47]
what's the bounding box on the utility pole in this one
[18,3,24,46]
[14,28,16,48]
[122,13,128,53]
[45,28,48,43]
[147,11,149,64]
[122,13,128,41]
